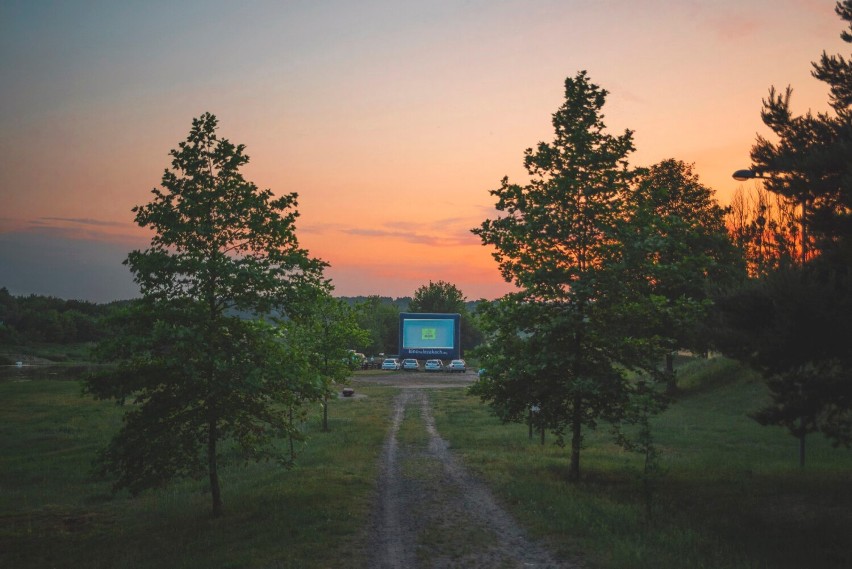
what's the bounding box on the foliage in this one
[408,280,467,313]
[749,0,852,262]
[623,160,741,305]
[718,1,852,463]
[0,287,114,344]
[408,280,483,353]
[714,266,852,455]
[472,76,743,481]
[472,71,640,481]
[86,113,328,516]
[618,159,743,390]
[354,295,401,355]
[290,293,369,431]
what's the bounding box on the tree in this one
[354,295,400,355]
[620,159,742,392]
[715,267,852,464]
[727,184,801,276]
[718,1,852,462]
[750,1,852,261]
[408,280,483,354]
[408,280,466,313]
[292,293,369,431]
[86,113,328,516]
[472,71,638,481]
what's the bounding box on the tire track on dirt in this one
[368,389,578,568]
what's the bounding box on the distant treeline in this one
[0,290,484,347]
[0,288,129,344]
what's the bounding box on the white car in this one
[447,359,467,373]
[424,359,443,372]
[381,358,401,370]
[402,358,420,371]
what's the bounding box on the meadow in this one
[1,358,850,568]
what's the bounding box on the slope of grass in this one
[431,357,852,568]
[0,379,394,569]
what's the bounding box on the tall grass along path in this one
[367,388,577,568]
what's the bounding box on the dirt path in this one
[366,385,578,568]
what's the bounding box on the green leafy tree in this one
[354,295,400,355]
[472,71,638,481]
[620,159,742,392]
[292,293,369,431]
[86,113,328,516]
[409,280,483,353]
[408,280,466,313]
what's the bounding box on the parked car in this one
[424,359,443,372]
[447,359,467,373]
[402,358,420,371]
[381,358,401,370]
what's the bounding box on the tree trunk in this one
[208,418,223,517]
[322,396,329,432]
[799,418,806,468]
[665,352,676,395]
[289,406,296,462]
[568,398,582,482]
[528,409,533,440]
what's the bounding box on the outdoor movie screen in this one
[398,312,460,359]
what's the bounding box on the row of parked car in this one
[380,358,467,373]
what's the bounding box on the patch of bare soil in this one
[366,387,579,568]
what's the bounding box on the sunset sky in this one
[1,0,847,303]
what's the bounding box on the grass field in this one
[0,378,394,569]
[431,357,852,568]
[1,358,851,568]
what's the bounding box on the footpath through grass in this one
[0,377,393,569]
[430,357,852,569]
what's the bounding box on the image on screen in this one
[402,318,455,349]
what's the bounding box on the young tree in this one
[472,71,637,481]
[291,293,369,431]
[86,113,328,516]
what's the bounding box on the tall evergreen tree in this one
[718,2,852,462]
[750,0,852,261]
